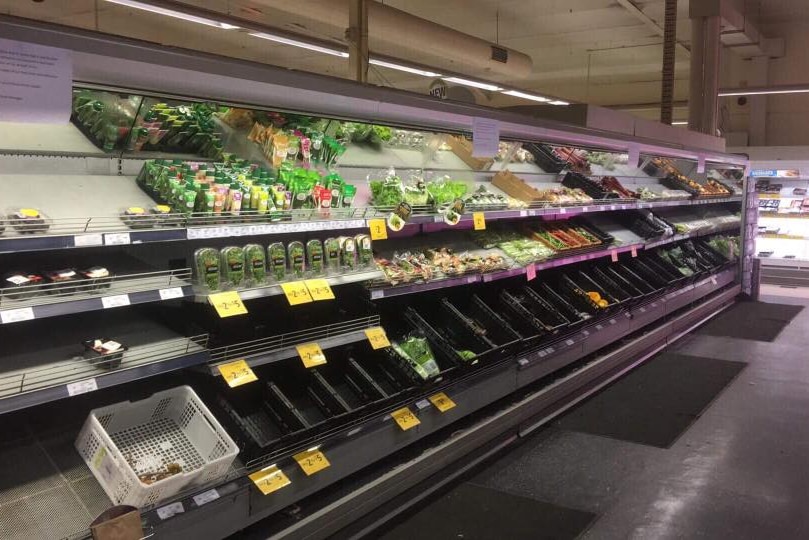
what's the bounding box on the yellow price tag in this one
[281,281,313,306]
[368,218,388,240]
[304,279,335,301]
[296,342,327,368]
[364,327,391,349]
[428,392,456,412]
[209,291,248,318]
[473,212,486,230]
[293,449,331,476]
[249,466,291,495]
[391,406,420,431]
[217,359,258,388]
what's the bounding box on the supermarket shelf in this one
[0,121,105,157]
[137,267,739,540]
[758,212,809,220]
[757,233,807,240]
[758,257,809,268]
[193,269,384,303]
[0,192,743,255]
[0,334,209,415]
[369,223,739,298]
[643,221,742,249]
[0,269,193,324]
[207,316,381,375]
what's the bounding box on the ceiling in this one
[0,0,806,121]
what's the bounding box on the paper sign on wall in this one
[0,38,72,123]
[472,117,500,158]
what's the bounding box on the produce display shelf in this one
[0,269,193,325]
[643,221,742,249]
[192,269,384,303]
[0,121,105,157]
[125,268,739,540]
[0,330,209,415]
[0,183,743,255]
[206,316,381,375]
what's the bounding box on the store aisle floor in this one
[377,293,809,540]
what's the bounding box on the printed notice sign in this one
[0,38,72,123]
[472,117,500,157]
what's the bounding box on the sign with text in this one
[0,38,72,123]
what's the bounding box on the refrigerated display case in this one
[747,162,809,286]
[0,15,751,540]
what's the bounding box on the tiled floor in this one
[463,291,809,540]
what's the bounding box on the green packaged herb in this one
[324,237,341,274]
[306,239,324,276]
[220,246,245,288]
[244,243,266,284]
[194,247,220,291]
[288,241,306,278]
[340,236,357,271]
[392,335,440,380]
[354,234,373,268]
[268,242,287,282]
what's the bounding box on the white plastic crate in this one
[75,385,239,508]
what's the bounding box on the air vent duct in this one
[491,45,509,64]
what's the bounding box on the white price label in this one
[0,307,35,324]
[566,339,575,346]
[159,287,185,300]
[370,290,384,300]
[156,501,185,520]
[193,489,220,507]
[519,210,528,217]
[415,399,431,410]
[104,232,131,246]
[559,207,567,214]
[581,207,589,213]
[102,294,130,309]
[73,233,103,247]
[67,378,97,396]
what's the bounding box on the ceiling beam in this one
[615,0,691,54]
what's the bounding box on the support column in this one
[347,0,369,83]
[688,15,721,134]
[660,0,677,124]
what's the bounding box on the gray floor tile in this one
[470,429,665,513]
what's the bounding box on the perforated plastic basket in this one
[75,385,239,508]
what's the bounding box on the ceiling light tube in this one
[369,58,442,77]
[443,77,503,92]
[105,0,240,29]
[718,85,809,97]
[249,32,349,58]
[502,90,551,103]
[671,121,688,125]
[548,100,570,106]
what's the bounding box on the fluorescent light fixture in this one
[443,77,503,91]
[249,32,349,58]
[105,0,240,29]
[672,121,688,125]
[369,59,442,77]
[718,85,809,97]
[502,90,550,103]
[548,100,570,106]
